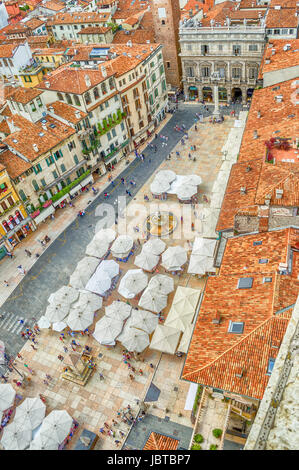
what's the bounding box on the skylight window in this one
[253,241,262,246]
[259,259,268,264]
[267,358,275,375]
[263,277,272,283]
[228,321,244,334]
[237,278,253,289]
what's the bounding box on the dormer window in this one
[237,277,253,289]
[267,358,275,375]
[30,101,36,112]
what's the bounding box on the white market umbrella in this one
[127,309,158,334]
[150,179,170,195]
[201,208,220,238]
[93,316,123,345]
[171,287,200,317]
[155,170,176,183]
[29,434,59,450]
[0,384,16,411]
[187,254,215,275]
[118,269,148,298]
[48,286,79,306]
[210,191,224,209]
[176,185,197,201]
[14,397,46,430]
[138,288,168,313]
[40,410,73,445]
[105,301,132,321]
[142,238,166,256]
[45,303,69,323]
[37,315,51,329]
[148,274,174,295]
[178,323,194,353]
[161,246,187,271]
[150,324,181,355]
[192,237,217,257]
[52,321,67,332]
[85,270,111,296]
[182,174,202,186]
[0,420,32,450]
[69,257,99,289]
[94,228,116,243]
[164,308,194,332]
[111,235,133,258]
[74,291,102,313]
[66,307,94,331]
[135,251,159,271]
[98,259,119,278]
[119,327,149,353]
[85,237,110,259]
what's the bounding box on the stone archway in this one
[203,86,213,102]
[232,88,242,103]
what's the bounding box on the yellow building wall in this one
[0,170,28,236]
[20,70,45,88]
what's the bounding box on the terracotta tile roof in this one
[0,149,32,179]
[143,432,179,450]
[0,120,10,136]
[27,35,51,46]
[266,7,298,28]
[6,87,43,104]
[77,26,112,34]
[0,44,17,58]
[216,159,262,232]
[112,0,149,20]
[123,14,142,26]
[138,10,154,30]
[259,39,299,79]
[4,115,75,161]
[41,0,65,11]
[182,0,212,14]
[239,0,267,8]
[182,227,299,399]
[47,11,110,25]
[255,165,299,207]
[25,18,45,30]
[36,65,114,94]
[46,101,87,124]
[200,1,236,26]
[112,29,155,44]
[237,79,298,164]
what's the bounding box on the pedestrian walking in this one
[1,374,8,383]
[138,369,143,375]
[31,344,37,351]
[99,427,105,434]
[17,265,26,275]
[149,363,154,369]
[46,374,52,380]
[7,252,14,259]
[43,380,49,386]
[115,440,121,446]
[3,280,9,287]
[112,419,118,426]
[104,422,109,429]
[99,373,104,380]
[25,249,32,257]
[21,332,26,339]
[57,355,64,361]
[63,346,68,353]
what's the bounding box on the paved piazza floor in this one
[0,106,236,450]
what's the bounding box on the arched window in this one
[101,82,107,95]
[2,220,9,232]
[65,94,73,105]
[9,215,16,227]
[84,92,91,105]
[32,179,39,191]
[74,95,81,106]
[19,189,27,201]
[57,92,64,101]
[93,87,99,100]
[109,78,115,90]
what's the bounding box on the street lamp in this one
[210,71,221,119]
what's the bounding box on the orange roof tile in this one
[47,101,87,124]
[112,29,155,44]
[0,44,18,58]
[259,39,299,79]
[182,228,299,399]
[143,432,179,450]
[6,87,43,104]
[47,11,109,25]
[36,65,114,94]
[266,7,298,28]
[0,149,32,179]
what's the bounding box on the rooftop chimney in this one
[100,65,107,78]
[84,74,91,88]
[257,110,261,118]
[275,95,283,103]
[42,123,47,131]
[45,81,50,88]
[49,105,54,113]
[75,110,81,119]
[33,143,39,152]
[253,130,258,139]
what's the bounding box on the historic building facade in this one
[179,21,266,103]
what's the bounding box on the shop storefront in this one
[189,86,198,101]
[2,214,36,247]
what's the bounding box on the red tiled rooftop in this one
[143,432,179,450]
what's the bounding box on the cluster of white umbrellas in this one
[42,286,79,326]
[150,324,181,355]
[93,315,123,346]
[69,257,99,290]
[85,228,116,258]
[137,274,174,313]
[165,286,201,332]
[111,235,134,259]
[187,237,217,276]
[30,410,73,450]
[134,238,166,272]
[143,238,166,256]
[118,269,148,299]
[85,259,119,296]
[150,170,176,195]
[161,245,188,271]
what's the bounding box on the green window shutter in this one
[149,94,153,105]
[59,149,63,157]
[74,154,79,165]
[52,170,58,179]
[38,163,42,172]
[61,164,66,173]
[46,158,50,167]
[41,178,46,187]
[33,166,38,175]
